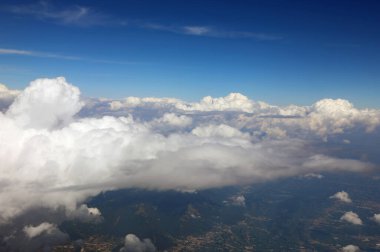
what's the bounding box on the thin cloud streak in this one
[3,1,121,27]
[142,23,282,41]
[0,48,82,60]
[2,2,280,40]
[0,48,140,65]
[0,48,33,55]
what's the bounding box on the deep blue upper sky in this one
[1,0,379,107]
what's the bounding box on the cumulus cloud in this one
[341,244,360,252]
[176,93,259,112]
[305,98,380,137]
[109,93,380,140]
[0,76,377,230]
[330,191,352,203]
[340,211,363,225]
[120,234,156,252]
[23,222,60,239]
[372,213,380,224]
[18,222,68,251]
[110,92,267,113]
[6,77,82,129]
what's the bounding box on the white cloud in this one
[6,77,83,129]
[23,222,59,239]
[306,98,380,136]
[0,77,376,226]
[252,98,380,140]
[372,213,380,224]
[177,93,258,112]
[120,234,156,252]
[110,93,259,113]
[20,222,68,250]
[154,113,192,127]
[340,211,363,225]
[109,94,380,140]
[330,191,352,203]
[109,96,181,110]
[302,155,371,173]
[341,244,360,252]
[302,173,323,179]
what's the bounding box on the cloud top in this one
[6,77,82,129]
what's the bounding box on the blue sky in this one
[0,0,379,107]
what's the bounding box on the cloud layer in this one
[0,77,379,249]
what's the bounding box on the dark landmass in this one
[55,172,380,251]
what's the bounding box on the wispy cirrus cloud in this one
[143,23,282,40]
[2,1,280,40]
[0,48,33,56]
[0,48,139,65]
[3,0,126,27]
[183,26,282,40]
[0,48,81,60]
[183,26,211,36]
